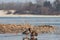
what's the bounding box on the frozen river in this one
[0,17,60,40]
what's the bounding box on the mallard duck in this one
[23,37,30,40]
[22,30,30,35]
[30,30,38,36]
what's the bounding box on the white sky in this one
[0,0,55,3]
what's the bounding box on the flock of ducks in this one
[23,28,38,40]
[22,25,56,40]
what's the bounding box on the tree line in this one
[0,0,60,15]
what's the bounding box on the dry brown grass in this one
[0,24,56,34]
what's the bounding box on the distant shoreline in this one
[0,10,60,17]
[0,15,60,17]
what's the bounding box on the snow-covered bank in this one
[0,10,60,17]
[0,15,60,17]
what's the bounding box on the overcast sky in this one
[0,0,55,3]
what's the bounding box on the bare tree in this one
[36,0,46,6]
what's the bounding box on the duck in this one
[30,30,38,36]
[23,37,30,40]
[22,29,30,35]
[30,36,37,40]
